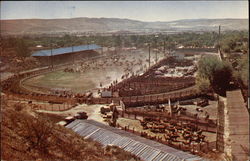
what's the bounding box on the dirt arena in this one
[23,49,165,93]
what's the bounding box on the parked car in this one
[197,99,209,107]
[64,116,75,125]
[74,112,88,119]
[56,121,68,126]
[100,106,111,114]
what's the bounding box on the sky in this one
[1,1,248,22]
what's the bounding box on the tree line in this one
[2,30,248,57]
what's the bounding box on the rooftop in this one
[31,44,101,57]
[226,90,249,161]
[66,119,203,161]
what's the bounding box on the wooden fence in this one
[119,108,217,133]
[216,97,225,152]
[2,94,75,112]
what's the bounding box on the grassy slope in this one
[1,102,139,161]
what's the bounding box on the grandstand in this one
[32,44,102,65]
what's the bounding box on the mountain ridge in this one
[1,17,248,35]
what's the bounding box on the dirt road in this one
[37,103,108,124]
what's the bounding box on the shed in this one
[66,120,204,161]
[101,90,112,98]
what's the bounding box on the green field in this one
[23,68,124,93]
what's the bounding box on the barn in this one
[31,44,102,65]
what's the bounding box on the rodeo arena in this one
[1,43,249,161]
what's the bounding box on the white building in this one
[170,51,185,60]
[101,90,112,98]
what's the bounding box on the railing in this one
[216,97,225,152]
[1,94,75,112]
[91,88,200,106]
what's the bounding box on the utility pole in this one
[101,37,104,55]
[70,6,75,64]
[148,43,151,69]
[155,35,158,63]
[71,36,74,52]
[163,41,166,55]
[71,35,75,64]
[50,31,53,70]
[156,49,158,63]
[101,26,104,55]
[72,44,75,64]
[50,44,53,70]
[218,25,221,52]
[86,35,90,50]
[218,25,222,61]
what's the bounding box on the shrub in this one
[196,76,211,93]
[236,54,248,87]
[22,115,53,154]
[14,103,24,111]
[15,38,30,57]
[197,55,233,94]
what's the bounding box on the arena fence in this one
[2,94,75,112]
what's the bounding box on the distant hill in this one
[0,17,248,36]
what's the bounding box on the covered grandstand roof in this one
[66,120,203,161]
[32,44,101,57]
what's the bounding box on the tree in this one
[220,31,248,53]
[2,37,17,49]
[197,55,233,94]
[23,115,53,154]
[196,76,211,93]
[211,61,233,91]
[197,56,222,80]
[15,38,30,57]
[234,54,248,87]
[114,35,122,48]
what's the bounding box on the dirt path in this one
[87,105,106,123]
[37,104,108,125]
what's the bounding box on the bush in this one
[211,61,233,91]
[196,76,211,93]
[236,54,248,87]
[22,115,53,154]
[15,38,30,57]
[14,103,24,111]
[100,107,110,114]
[197,55,233,94]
